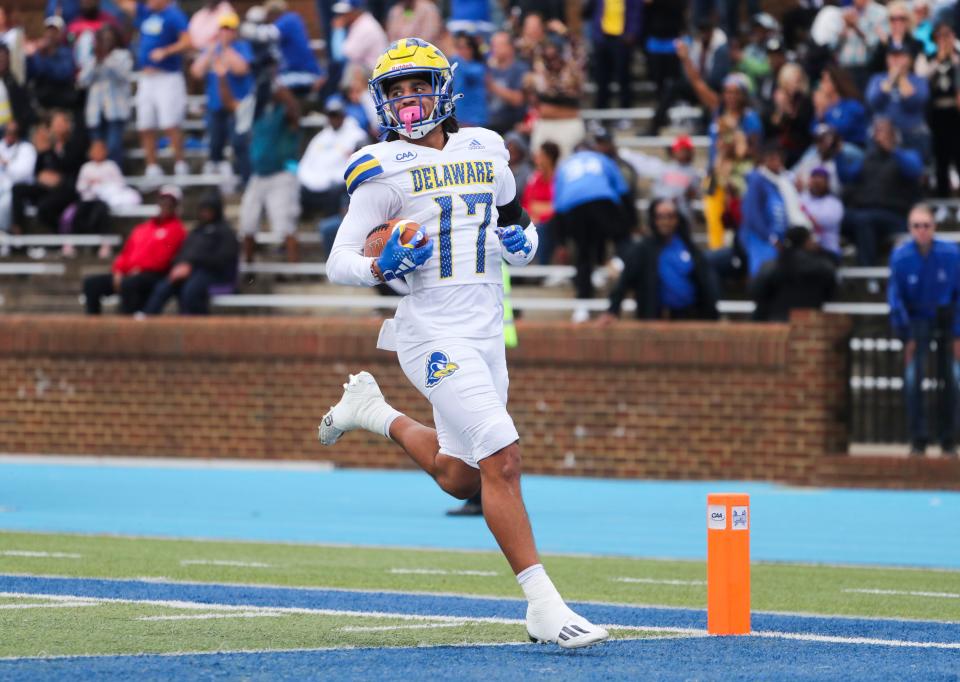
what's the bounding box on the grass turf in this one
[1,531,958,623]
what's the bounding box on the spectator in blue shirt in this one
[190,11,253,185]
[811,65,868,148]
[553,147,633,302]
[739,143,811,278]
[121,0,192,180]
[866,44,930,159]
[599,197,719,323]
[264,0,323,94]
[47,0,121,24]
[887,202,960,457]
[451,32,487,127]
[26,16,77,111]
[841,117,924,266]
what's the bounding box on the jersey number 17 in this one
[432,191,494,279]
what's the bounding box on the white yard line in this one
[388,568,499,577]
[179,560,272,569]
[613,577,706,586]
[0,602,96,610]
[843,588,960,599]
[0,551,81,559]
[136,612,283,621]
[339,622,467,632]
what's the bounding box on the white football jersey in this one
[328,127,522,345]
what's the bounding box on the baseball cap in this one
[218,12,240,29]
[670,135,694,153]
[324,94,346,114]
[887,43,910,55]
[158,185,183,203]
[810,166,830,178]
[752,12,779,31]
[44,15,65,30]
[332,0,363,14]
[813,122,836,138]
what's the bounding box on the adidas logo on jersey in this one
[468,139,485,150]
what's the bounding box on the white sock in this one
[380,409,403,440]
[517,564,563,606]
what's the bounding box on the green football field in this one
[2,530,959,660]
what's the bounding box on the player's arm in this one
[327,181,400,286]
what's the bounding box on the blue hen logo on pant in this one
[425,351,459,388]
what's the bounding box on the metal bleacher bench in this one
[0,262,66,276]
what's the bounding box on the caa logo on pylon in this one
[707,505,726,530]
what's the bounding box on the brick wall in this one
[1,312,957,487]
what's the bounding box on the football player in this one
[320,38,608,648]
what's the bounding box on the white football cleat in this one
[318,371,394,446]
[526,601,609,649]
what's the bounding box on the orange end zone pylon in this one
[707,492,751,635]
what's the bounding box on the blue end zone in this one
[3,638,960,682]
[2,575,959,644]
[2,463,959,567]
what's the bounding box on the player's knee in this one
[436,470,480,500]
[482,442,522,484]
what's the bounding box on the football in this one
[363,219,427,257]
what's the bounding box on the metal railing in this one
[847,317,951,444]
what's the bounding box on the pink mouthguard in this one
[398,106,421,135]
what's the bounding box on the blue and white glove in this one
[376,228,434,282]
[497,225,533,257]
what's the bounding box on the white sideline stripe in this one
[179,560,272,568]
[0,454,334,472]
[388,569,499,577]
[0,551,81,559]
[0,640,534,662]
[1,591,958,651]
[136,611,283,621]
[0,602,95,610]
[613,577,706,586]
[843,588,960,599]
[4,571,958,625]
[339,622,466,632]
[752,630,960,650]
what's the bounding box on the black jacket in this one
[176,191,239,282]
[750,249,837,322]
[176,219,239,283]
[608,233,719,320]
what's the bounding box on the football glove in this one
[497,225,533,257]
[376,228,434,281]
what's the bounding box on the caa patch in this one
[425,351,459,388]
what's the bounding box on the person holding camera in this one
[888,202,960,457]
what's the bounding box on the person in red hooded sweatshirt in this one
[82,184,186,314]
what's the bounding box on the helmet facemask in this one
[370,65,456,140]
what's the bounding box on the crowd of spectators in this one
[0,3,957,322]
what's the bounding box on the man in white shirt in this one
[0,120,36,233]
[298,95,369,253]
